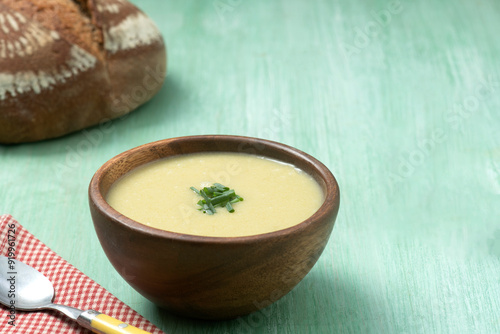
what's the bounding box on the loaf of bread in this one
[0,0,167,143]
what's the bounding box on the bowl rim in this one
[89,134,340,244]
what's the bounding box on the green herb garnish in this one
[190,183,244,214]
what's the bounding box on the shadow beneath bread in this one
[109,74,183,132]
[0,75,181,200]
[0,73,181,154]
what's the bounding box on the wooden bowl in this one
[88,135,340,320]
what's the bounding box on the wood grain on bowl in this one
[89,135,340,320]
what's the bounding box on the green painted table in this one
[1,0,499,333]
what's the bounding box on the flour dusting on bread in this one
[0,10,63,60]
[0,45,96,100]
[96,3,120,14]
[104,12,162,53]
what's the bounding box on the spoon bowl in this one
[0,257,54,310]
[0,256,151,333]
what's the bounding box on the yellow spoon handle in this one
[78,310,152,334]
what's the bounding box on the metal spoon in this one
[0,256,151,334]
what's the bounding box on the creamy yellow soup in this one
[106,152,324,237]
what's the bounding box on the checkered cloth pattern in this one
[0,214,164,334]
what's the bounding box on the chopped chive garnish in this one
[190,183,243,214]
[203,187,214,195]
[214,183,228,191]
[202,203,213,215]
[199,190,216,213]
[210,195,230,205]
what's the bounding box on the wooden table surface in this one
[1,0,499,333]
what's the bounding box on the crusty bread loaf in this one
[0,0,167,143]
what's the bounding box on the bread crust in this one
[0,0,166,143]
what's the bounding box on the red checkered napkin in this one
[0,214,164,334]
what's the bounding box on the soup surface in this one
[106,152,324,237]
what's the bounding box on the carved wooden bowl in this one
[88,135,340,320]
